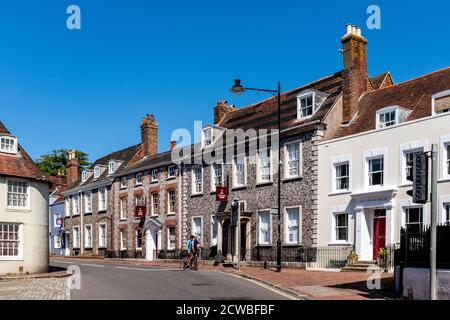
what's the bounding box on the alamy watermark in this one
[367,5,381,30]
[66,265,81,290]
[66,5,81,30]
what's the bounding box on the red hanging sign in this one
[216,187,229,203]
[134,206,147,218]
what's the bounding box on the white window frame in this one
[98,188,107,211]
[54,234,62,249]
[257,149,272,184]
[108,160,115,175]
[151,169,159,182]
[191,216,203,245]
[432,90,450,115]
[119,198,127,220]
[168,165,176,179]
[120,177,127,189]
[202,127,213,148]
[53,213,62,228]
[120,230,127,251]
[98,223,107,248]
[93,166,102,179]
[151,192,159,216]
[399,199,427,232]
[0,135,18,154]
[210,215,218,247]
[440,135,450,181]
[135,173,143,186]
[363,148,388,188]
[65,198,71,217]
[330,206,352,245]
[192,165,203,195]
[232,156,247,188]
[399,140,428,185]
[211,163,223,192]
[284,140,302,179]
[82,171,89,183]
[438,195,450,225]
[284,206,301,245]
[330,154,352,194]
[167,226,176,250]
[84,192,92,213]
[72,195,80,216]
[257,209,272,246]
[167,189,176,214]
[6,179,30,210]
[0,223,23,261]
[297,92,316,119]
[73,226,80,249]
[376,106,399,129]
[84,225,93,249]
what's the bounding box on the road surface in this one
[50,259,292,300]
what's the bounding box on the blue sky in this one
[0,0,449,162]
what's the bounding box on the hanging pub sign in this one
[216,187,229,203]
[134,206,147,218]
[56,216,63,226]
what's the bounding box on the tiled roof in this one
[219,72,344,131]
[70,143,142,188]
[0,121,50,183]
[116,150,174,176]
[334,67,450,138]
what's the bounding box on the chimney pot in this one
[141,114,158,156]
[170,140,177,151]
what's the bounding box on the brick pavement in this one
[0,278,70,300]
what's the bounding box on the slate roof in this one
[115,150,174,176]
[0,121,50,183]
[334,67,450,138]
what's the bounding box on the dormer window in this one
[81,171,89,183]
[203,127,213,147]
[94,166,102,179]
[432,90,450,115]
[109,161,115,175]
[0,136,18,154]
[376,106,411,129]
[298,93,314,118]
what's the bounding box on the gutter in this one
[112,160,174,178]
[62,179,112,197]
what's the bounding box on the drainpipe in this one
[80,192,84,255]
[178,165,183,250]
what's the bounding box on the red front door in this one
[373,210,386,260]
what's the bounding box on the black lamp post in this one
[230,79,282,273]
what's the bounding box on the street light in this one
[230,78,282,273]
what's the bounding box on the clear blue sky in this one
[0,0,448,162]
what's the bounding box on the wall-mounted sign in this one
[216,187,229,203]
[135,206,147,218]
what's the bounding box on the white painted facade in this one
[0,176,49,275]
[318,112,450,261]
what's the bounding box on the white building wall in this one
[0,176,49,275]
[318,113,450,255]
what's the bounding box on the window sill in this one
[328,190,352,196]
[167,176,176,181]
[231,186,247,191]
[438,178,450,183]
[255,181,273,187]
[282,243,302,247]
[398,183,413,188]
[166,213,176,217]
[191,193,204,198]
[256,244,273,248]
[328,242,353,246]
[98,209,107,214]
[135,183,143,187]
[6,207,31,213]
[84,212,92,215]
[0,257,24,261]
[283,176,302,182]
[150,180,159,184]
[98,246,107,249]
[119,219,127,222]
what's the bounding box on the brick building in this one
[180,24,394,264]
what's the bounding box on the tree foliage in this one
[35,149,90,177]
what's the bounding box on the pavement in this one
[0,278,70,300]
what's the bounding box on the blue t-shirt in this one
[187,239,193,252]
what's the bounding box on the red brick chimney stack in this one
[170,140,177,151]
[214,100,235,124]
[141,114,158,157]
[341,24,368,124]
[66,150,79,187]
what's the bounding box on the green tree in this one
[35,149,90,177]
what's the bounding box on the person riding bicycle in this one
[186,235,201,270]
